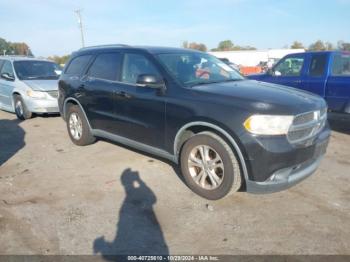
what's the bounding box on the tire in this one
[180,131,242,200]
[66,104,96,146]
[14,95,32,120]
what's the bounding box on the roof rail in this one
[79,44,131,51]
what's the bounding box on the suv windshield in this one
[14,61,61,80]
[157,53,244,86]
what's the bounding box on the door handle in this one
[115,91,132,99]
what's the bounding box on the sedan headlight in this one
[244,115,294,135]
[26,90,47,99]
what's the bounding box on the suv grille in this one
[288,109,327,144]
[46,90,58,98]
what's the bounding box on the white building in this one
[209,49,305,67]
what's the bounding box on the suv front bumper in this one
[240,124,330,194]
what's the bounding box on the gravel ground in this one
[0,110,349,256]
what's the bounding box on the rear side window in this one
[88,53,121,81]
[332,53,350,76]
[309,54,327,77]
[65,55,92,76]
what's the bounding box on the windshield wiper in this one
[189,79,243,87]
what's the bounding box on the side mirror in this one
[136,74,165,89]
[274,70,282,76]
[1,73,15,81]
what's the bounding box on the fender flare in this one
[63,97,92,130]
[173,121,249,181]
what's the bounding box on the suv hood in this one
[192,80,326,114]
[23,80,58,91]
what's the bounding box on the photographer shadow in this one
[93,168,169,260]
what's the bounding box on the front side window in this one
[14,61,60,80]
[274,56,305,77]
[65,55,92,76]
[121,53,160,84]
[332,53,350,76]
[0,61,15,78]
[88,53,121,81]
[157,52,244,86]
[309,54,327,77]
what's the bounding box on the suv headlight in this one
[26,90,47,99]
[244,115,294,135]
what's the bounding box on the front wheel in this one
[180,131,242,200]
[14,95,32,120]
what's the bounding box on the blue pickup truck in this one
[247,51,350,113]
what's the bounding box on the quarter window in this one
[332,53,350,76]
[0,61,14,77]
[88,53,121,81]
[122,53,160,84]
[309,54,327,77]
[274,56,304,77]
[65,55,92,76]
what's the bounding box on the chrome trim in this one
[287,109,327,144]
[174,122,249,182]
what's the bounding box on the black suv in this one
[58,45,330,200]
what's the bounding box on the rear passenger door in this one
[326,52,350,111]
[82,52,122,134]
[303,53,329,97]
[112,52,166,149]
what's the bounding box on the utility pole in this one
[74,9,85,48]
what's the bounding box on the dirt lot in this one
[0,110,349,256]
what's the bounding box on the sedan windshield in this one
[157,52,244,86]
[14,61,61,80]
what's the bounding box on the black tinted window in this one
[309,54,327,77]
[14,61,60,80]
[88,53,121,81]
[65,55,92,76]
[122,53,160,84]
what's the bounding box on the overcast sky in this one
[0,0,349,57]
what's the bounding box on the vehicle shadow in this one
[0,119,25,166]
[99,137,186,184]
[328,113,350,135]
[93,168,169,260]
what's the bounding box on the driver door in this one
[265,54,306,89]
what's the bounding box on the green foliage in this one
[290,41,304,49]
[338,41,350,51]
[0,37,33,56]
[47,55,70,65]
[211,40,256,51]
[182,41,207,52]
[308,40,334,51]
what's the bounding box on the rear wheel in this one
[14,95,32,120]
[180,131,242,200]
[66,104,96,146]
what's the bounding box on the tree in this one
[338,41,350,51]
[47,55,70,65]
[217,40,234,51]
[0,37,33,56]
[211,40,256,51]
[290,41,304,49]
[308,40,326,51]
[182,41,207,52]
